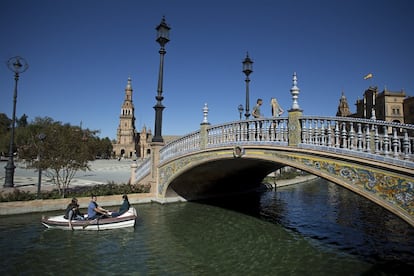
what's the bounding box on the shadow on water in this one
[195,178,414,275]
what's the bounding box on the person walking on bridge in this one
[252,98,263,140]
[252,98,263,119]
[270,97,284,140]
[270,97,284,117]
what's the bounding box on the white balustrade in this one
[135,116,414,183]
[299,116,414,164]
[134,158,151,182]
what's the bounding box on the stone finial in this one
[290,72,300,110]
[202,103,209,124]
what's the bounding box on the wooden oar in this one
[82,218,98,229]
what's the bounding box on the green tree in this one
[0,113,11,155]
[95,137,113,159]
[16,114,28,128]
[0,113,11,133]
[1,113,31,156]
[19,117,97,198]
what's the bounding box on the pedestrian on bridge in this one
[270,97,284,117]
[252,98,263,140]
[270,97,284,140]
[252,98,263,118]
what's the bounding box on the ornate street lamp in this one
[4,56,29,188]
[242,53,253,119]
[238,104,244,120]
[152,16,170,143]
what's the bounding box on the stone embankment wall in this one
[0,175,318,216]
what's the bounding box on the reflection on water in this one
[0,179,413,275]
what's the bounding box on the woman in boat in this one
[64,198,84,221]
[64,198,84,230]
[111,194,131,217]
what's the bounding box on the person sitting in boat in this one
[64,198,84,221]
[111,194,131,217]
[87,195,110,220]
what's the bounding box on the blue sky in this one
[1,0,413,140]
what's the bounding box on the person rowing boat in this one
[87,194,110,220]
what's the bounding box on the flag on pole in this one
[363,73,373,80]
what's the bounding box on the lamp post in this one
[238,104,244,120]
[152,16,170,143]
[242,53,253,119]
[37,133,46,199]
[4,56,29,188]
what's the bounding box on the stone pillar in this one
[150,142,164,197]
[288,72,302,147]
[200,122,210,150]
[130,162,137,185]
[288,109,302,146]
[200,103,210,150]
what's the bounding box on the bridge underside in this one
[167,158,282,200]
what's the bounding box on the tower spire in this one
[336,91,351,117]
[126,76,132,89]
[124,77,133,102]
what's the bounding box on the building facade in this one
[339,86,412,125]
[376,88,406,123]
[404,96,414,125]
[112,78,152,159]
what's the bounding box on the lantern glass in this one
[156,17,170,45]
[242,54,253,75]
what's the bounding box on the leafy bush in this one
[0,189,36,202]
[0,182,151,202]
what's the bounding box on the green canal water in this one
[1,179,413,275]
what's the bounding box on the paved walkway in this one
[0,159,135,194]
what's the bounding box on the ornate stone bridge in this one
[132,105,414,226]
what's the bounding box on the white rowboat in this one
[41,207,137,230]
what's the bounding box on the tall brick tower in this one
[113,77,137,159]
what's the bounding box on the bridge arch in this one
[133,113,414,226]
[157,145,414,226]
[161,147,283,199]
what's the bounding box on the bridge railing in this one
[299,116,414,166]
[159,130,201,163]
[158,118,290,164]
[206,118,289,146]
[134,157,151,182]
[157,118,290,165]
[133,131,202,183]
[134,116,414,183]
